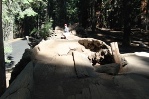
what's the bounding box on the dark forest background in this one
[2,0,149,45]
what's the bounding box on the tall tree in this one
[77,0,90,28]
[122,0,132,46]
[0,0,6,96]
[55,0,67,26]
[146,0,149,31]
[91,0,96,32]
[66,0,78,24]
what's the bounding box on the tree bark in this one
[59,0,67,26]
[122,0,132,46]
[91,0,96,33]
[146,0,149,31]
[47,0,53,19]
[0,0,6,96]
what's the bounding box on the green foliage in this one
[2,0,38,21]
[2,0,40,40]
[40,21,52,39]
[66,0,79,23]
[19,7,37,19]
[4,43,12,54]
[2,1,14,23]
[4,42,13,63]
[30,19,53,39]
[48,0,80,26]
[2,0,143,41]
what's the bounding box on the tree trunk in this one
[59,0,67,26]
[0,0,6,96]
[92,0,96,33]
[47,0,53,19]
[146,0,149,31]
[122,0,132,46]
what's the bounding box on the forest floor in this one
[87,28,149,53]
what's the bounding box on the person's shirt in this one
[64,26,69,33]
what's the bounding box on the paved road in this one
[5,38,30,87]
[8,38,30,68]
[121,52,149,76]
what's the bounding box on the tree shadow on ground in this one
[87,29,149,54]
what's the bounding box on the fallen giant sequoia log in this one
[31,38,126,76]
[3,38,128,99]
[9,38,127,85]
